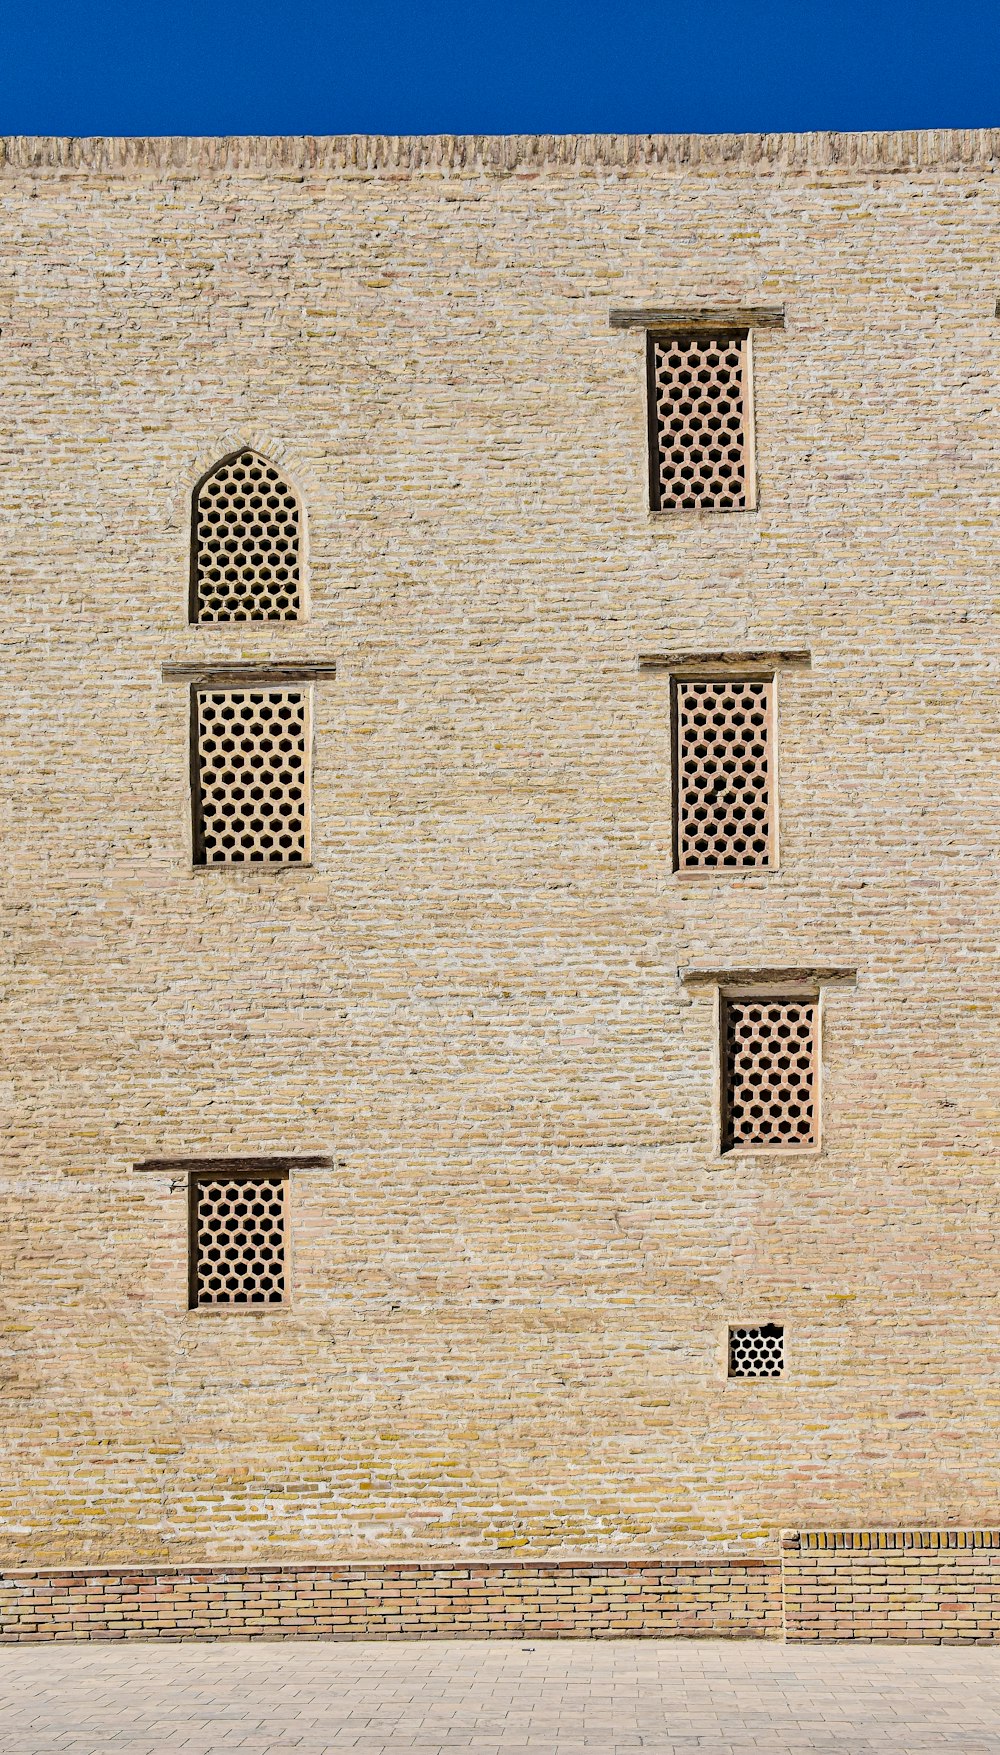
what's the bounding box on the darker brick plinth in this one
[0,1559,780,1642]
[782,1531,1000,1643]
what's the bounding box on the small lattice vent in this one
[193,688,310,865]
[674,678,772,869]
[729,1324,784,1378]
[649,332,751,511]
[190,1172,287,1307]
[723,998,817,1150]
[191,451,302,622]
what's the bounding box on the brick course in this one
[782,1532,1000,1644]
[1,129,1000,1637]
[0,1559,779,1641]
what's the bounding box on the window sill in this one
[190,862,315,874]
[647,505,759,521]
[186,1304,292,1317]
[672,866,782,881]
[724,1374,788,1386]
[717,1146,821,1161]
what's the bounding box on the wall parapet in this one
[4,130,1000,177]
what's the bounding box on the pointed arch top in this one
[190,449,304,623]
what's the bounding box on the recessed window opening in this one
[648,330,752,512]
[722,996,817,1150]
[189,1171,287,1307]
[673,676,773,869]
[729,1324,784,1377]
[191,450,302,623]
[192,687,310,865]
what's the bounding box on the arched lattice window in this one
[190,450,303,622]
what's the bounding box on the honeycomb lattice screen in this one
[674,677,772,869]
[193,688,310,865]
[723,998,817,1150]
[648,332,751,511]
[190,1172,287,1306]
[729,1324,784,1377]
[191,451,302,622]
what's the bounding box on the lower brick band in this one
[6,1536,1000,1642]
[0,1559,779,1642]
[782,1530,1000,1643]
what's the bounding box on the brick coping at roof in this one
[4,129,1000,176]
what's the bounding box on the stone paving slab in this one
[1,1639,1000,1754]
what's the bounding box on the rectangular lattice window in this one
[192,687,311,865]
[722,997,818,1151]
[648,330,753,511]
[189,1171,287,1307]
[673,677,773,869]
[729,1324,784,1378]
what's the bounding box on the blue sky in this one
[1,0,998,137]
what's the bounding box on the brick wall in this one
[0,1559,780,1641]
[783,1532,1000,1643]
[2,129,1000,1592]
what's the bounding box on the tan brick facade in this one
[2,129,1000,1638]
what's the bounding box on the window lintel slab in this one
[640,649,811,674]
[134,1154,334,1174]
[162,661,337,685]
[611,304,785,331]
[680,965,857,989]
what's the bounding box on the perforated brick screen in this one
[729,1324,784,1377]
[649,332,750,511]
[190,1172,286,1306]
[193,688,310,865]
[674,678,772,869]
[191,450,301,622]
[723,998,817,1150]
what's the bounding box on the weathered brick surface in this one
[783,1532,1000,1643]
[1,132,1000,1606]
[0,1560,779,1640]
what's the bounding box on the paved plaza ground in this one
[2,1638,1000,1754]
